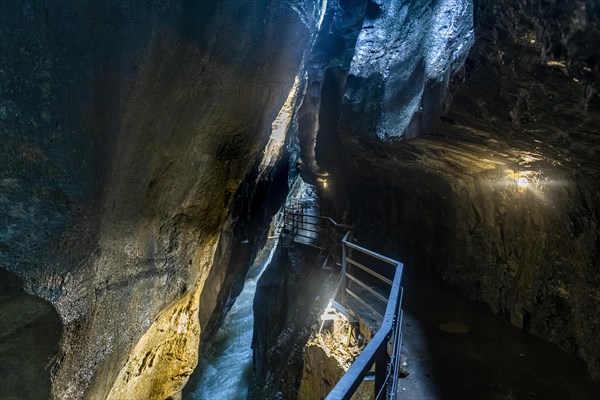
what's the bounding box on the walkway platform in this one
[398,267,600,399]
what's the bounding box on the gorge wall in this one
[2,0,600,399]
[0,1,323,399]
[250,1,476,397]
[221,0,600,390]
[309,0,600,381]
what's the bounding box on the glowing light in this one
[517,176,529,188]
[515,170,542,193]
[546,60,567,69]
[316,177,328,189]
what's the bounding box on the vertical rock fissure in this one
[183,74,307,400]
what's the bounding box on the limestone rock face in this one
[0,269,61,400]
[296,0,474,180]
[312,0,600,382]
[0,1,322,399]
[298,343,373,400]
[297,345,347,400]
[250,240,335,400]
[340,0,474,140]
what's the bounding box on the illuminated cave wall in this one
[1,0,599,399]
[0,1,323,399]
[314,0,600,380]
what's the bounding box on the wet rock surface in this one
[298,317,373,400]
[297,0,474,180]
[313,0,600,383]
[250,243,334,400]
[2,0,600,398]
[0,269,62,400]
[340,0,474,140]
[0,1,321,398]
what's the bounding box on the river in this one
[186,237,279,400]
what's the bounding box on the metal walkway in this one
[281,203,405,400]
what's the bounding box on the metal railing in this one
[281,205,405,399]
[327,232,404,400]
[281,202,352,266]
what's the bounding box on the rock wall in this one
[250,240,335,400]
[183,78,298,396]
[297,318,374,400]
[323,136,600,379]
[3,0,599,397]
[295,0,474,177]
[339,0,474,140]
[0,1,322,398]
[312,0,600,382]
[298,344,345,400]
[0,269,61,400]
[250,0,476,396]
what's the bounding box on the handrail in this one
[282,209,350,255]
[342,239,399,266]
[285,211,353,230]
[346,287,385,320]
[346,257,393,285]
[327,260,403,399]
[346,273,389,304]
[281,206,405,399]
[327,235,404,400]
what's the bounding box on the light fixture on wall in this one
[516,170,534,192]
[316,171,330,189]
[517,175,529,188]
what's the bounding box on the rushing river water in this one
[187,237,279,400]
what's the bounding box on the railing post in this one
[341,242,347,305]
[293,209,298,238]
[300,202,305,228]
[375,347,389,399]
